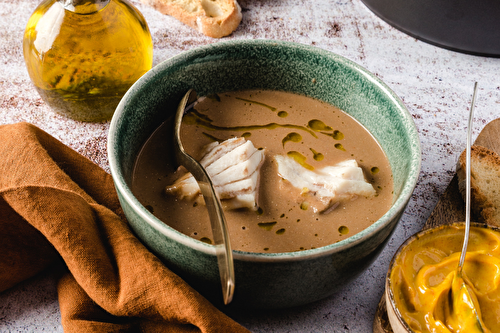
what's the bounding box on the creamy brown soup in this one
[132,90,393,253]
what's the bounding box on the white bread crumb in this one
[141,0,242,38]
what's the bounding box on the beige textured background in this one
[1,0,500,331]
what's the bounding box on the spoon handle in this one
[458,82,478,272]
[173,90,235,305]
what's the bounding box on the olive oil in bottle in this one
[23,0,153,122]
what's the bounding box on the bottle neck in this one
[58,0,110,14]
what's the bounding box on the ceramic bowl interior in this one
[108,39,421,308]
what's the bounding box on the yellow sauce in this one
[389,224,500,333]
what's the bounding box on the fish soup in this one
[132,90,393,253]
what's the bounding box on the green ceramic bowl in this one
[108,40,421,309]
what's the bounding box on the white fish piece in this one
[165,138,265,211]
[215,169,260,199]
[206,140,258,176]
[199,137,246,167]
[222,193,258,210]
[321,160,365,180]
[164,172,199,200]
[211,149,265,185]
[275,155,376,213]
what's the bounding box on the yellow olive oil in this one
[23,0,153,122]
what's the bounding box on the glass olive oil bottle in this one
[23,0,153,122]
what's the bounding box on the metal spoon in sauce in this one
[173,89,235,305]
[449,82,486,331]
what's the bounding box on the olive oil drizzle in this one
[189,97,380,177]
[334,143,346,151]
[235,97,277,112]
[287,151,314,170]
[184,111,318,138]
[189,108,213,122]
[186,98,358,172]
[189,98,384,189]
[308,119,333,131]
[258,221,277,231]
[282,132,302,148]
[321,130,344,140]
[201,132,224,142]
[338,225,349,236]
[310,148,324,161]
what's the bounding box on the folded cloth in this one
[0,122,249,333]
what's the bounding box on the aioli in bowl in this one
[386,223,500,333]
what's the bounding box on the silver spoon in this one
[173,89,235,305]
[449,82,485,330]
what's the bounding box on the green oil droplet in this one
[256,207,264,215]
[278,111,288,118]
[334,143,346,151]
[236,97,277,112]
[310,148,324,161]
[371,166,380,174]
[287,151,314,170]
[338,226,349,235]
[202,132,224,142]
[145,205,154,213]
[200,237,213,244]
[258,221,277,231]
[276,228,286,235]
[185,109,213,123]
[263,247,269,251]
[300,202,309,210]
[332,130,344,140]
[280,213,285,218]
[242,132,252,138]
[282,132,302,147]
[308,119,333,131]
[320,130,344,140]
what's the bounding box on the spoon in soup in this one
[448,82,486,331]
[173,89,235,305]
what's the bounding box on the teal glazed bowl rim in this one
[108,39,421,263]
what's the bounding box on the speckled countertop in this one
[1,0,499,332]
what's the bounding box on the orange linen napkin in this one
[0,122,249,333]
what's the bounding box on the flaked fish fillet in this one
[165,138,265,210]
[275,155,376,214]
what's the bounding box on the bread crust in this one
[141,0,242,38]
[457,145,500,226]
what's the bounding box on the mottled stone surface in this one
[1,0,499,332]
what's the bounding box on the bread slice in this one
[141,0,242,38]
[457,145,500,226]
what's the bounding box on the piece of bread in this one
[457,145,500,226]
[141,0,242,38]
